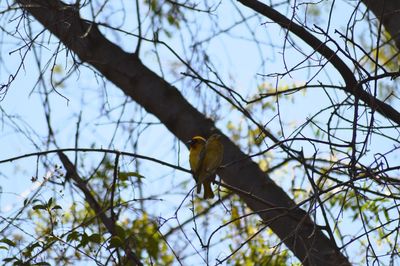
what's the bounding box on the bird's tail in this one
[203,180,214,199]
[196,181,202,194]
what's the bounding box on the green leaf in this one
[52,64,63,74]
[47,197,53,207]
[22,248,32,258]
[167,14,175,25]
[3,257,16,262]
[115,225,126,240]
[67,231,80,242]
[150,0,157,11]
[119,172,144,181]
[88,233,101,244]
[79,232,89,248]
[164,29,172,38]
[33,262,51,266]
[0,238,16,247]
[51,205,62,210]
[109,236,124,248]
[32,204,47,211]
[30,242,41,250]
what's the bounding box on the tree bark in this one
[238,0,400,126]
[362,0,400,50]
[17,0,351,265]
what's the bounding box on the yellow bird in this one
[188,136,207,185]
[188,134,224,199]
[197,134,224,199]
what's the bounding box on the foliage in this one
[1,0,400,265]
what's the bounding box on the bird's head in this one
[187,136,206,148]
[207,134,222,141]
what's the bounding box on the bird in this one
[188,136,207,186]
[196,134,224,199]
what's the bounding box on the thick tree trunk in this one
[17,0,351,265]
[362,0,400,50]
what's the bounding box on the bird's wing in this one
[195,145,207,174]
[196,144,210,194]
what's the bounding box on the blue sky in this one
[0,0,399,265]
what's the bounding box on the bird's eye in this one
[189,140,196,147]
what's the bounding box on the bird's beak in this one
[186,139,193,145]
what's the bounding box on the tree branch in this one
[57,151,143,266]
[238,0,400,126]
[17,0,350,265]
[362,0,400,50]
